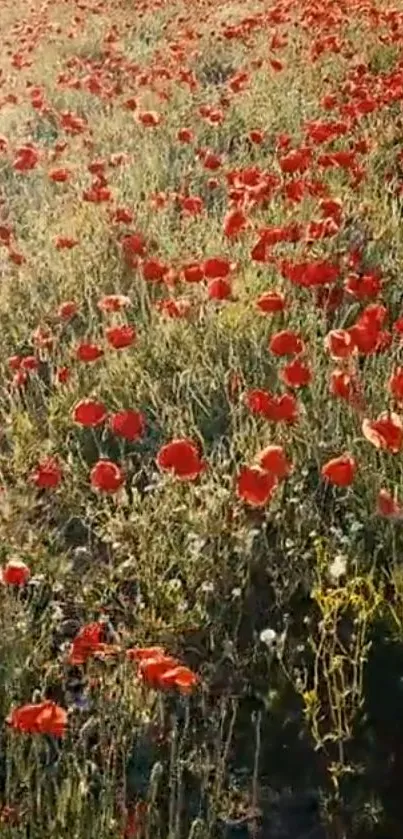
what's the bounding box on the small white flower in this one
[260,627,277,649]
[328,554,347,582]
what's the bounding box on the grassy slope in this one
[1,0,403,836]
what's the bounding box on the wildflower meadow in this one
[2,0,403,835]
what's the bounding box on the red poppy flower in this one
[83,185,111,203]
[121,232,147,259]
[258,445,292,479]
[177,127,194,143]
[13,144,39,171]
[321,454,357,487]
[98,294,130,313]
[124,803,149,838]
[304,260,340,287]
[8,355,22,371]
[388,368,403,403]
[256,291,286,313]
[7,701,67,737]
[76,342,104,362]
[223,208,249,238]
[90,460,124,492]
[1,559,30,586]
[236,466,277,507]
[249,129,265,144]
[158,665,198,694]
[48,168,71,182]
[111,207,134,224]
[208,277,232,300]
[156,439,205,480]
[68,622,103,665]
[58,300,78,320]
[202,151,222,170]
[203,257,232,279]
[136,110,162,127]
[141,258,169,283]
[255,392,298,423]
[21,356,39,372]
[55,366,70,384]
[269,330,304,356]
[55,235,79,250]
[72,399,107,427]
[8,249,26,266]
[181,262,204,284]
[329,369,363,410]
[377,488,402,518]
[279,148,312,174]
[362,414,403,453]
[280,358,312,388]
[155,298,192,319]
[126,646,166,662]
[31,456,62,489]
[324,329,355,359]
[138,654,180,687]
[32,326,54,349]
[347,323,379,356]
[105,325,136,349]
[345,272,381,299]
[67,623,119,665]
[180,195,204,216]
[245,389,273,417]
[109,410,145,441]
[11,371,28,389]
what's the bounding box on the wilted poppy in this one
[321,454,357,486]
[236,466,277,507]
[157,439,205,480]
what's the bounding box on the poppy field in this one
[3,0,403,835]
